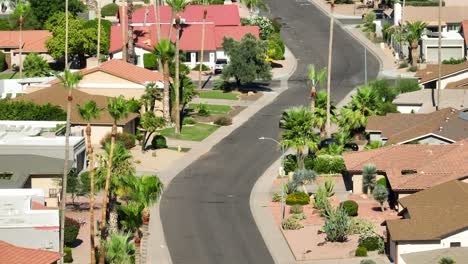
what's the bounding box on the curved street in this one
[159,0,379,263]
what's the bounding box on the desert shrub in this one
[282,216,304,230]
[439,257,455,264]
[304,154,315,170]
[314,185,331,217]
[355,247,368,257]
[376,177,387,187]
[101,3,119,16]
[143,53,158,70]
[289,205,303,214]
[64,247,73,263]
[183,117,196,125]
[408,65,418,72]
[359,234,384,252]
[272,192,282,202]
[101,132,136,149]
[372,184,389,211]
[0,52,6,71]
[398,61,408,68]
[365,141,383,150]
[267,40,283,60]
[340,200,359,216]
[64,217,80,246]
[313,155,345,174]
[151,135,167,149]
[324,176,335,197]
[214,116,232,126]
[323,207,351,242]
[213,79,230,91]
[395,78,420,93]
[196,103,209,116]
[291,212,306,220]
[336,0,353,3]
[286,192,310,205]
[350,218,376,235]
[284,154,297,174]
[192,64,210,71]
[284,180,298,194]
[360,260,377,264]
[442,57,465,64]
[406,1,445,6]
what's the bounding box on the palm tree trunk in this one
[380,203,384,212]
[174,19,181,135]
[163,62,171,122]
[154,0,163,71]
[121,0,127,62]
[310,85,316,113]
[127,0,135,64]
[198,6,207,90]
[411,42,418,67]
[98,123,117,264]
[86,124,97,264]
[97,2,101,65]
[168,13,174,39]
[325,1,334,138]
[60,89,72,263]
[144,4,149,26]
[19,15,22,78]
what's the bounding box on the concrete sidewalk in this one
[190,97,252,106]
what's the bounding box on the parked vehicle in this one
[214,58,228,74]
[319,138,359,151]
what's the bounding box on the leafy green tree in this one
[323,206,351,242]
[9,2,41,30]
[338,107,367,137]
[83,18,111,55]
[101,3,119,17]
[29,0,85,28]
[363,164,377,195]
[372,184,388,212]
[139,112,165,151]
[23,53,51,77]
[281,106,318,169]
[103,232,135,264]
[0,18,10,30]
[404,21,427,67]
[222,34,272,85]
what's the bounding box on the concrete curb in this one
[147,47,298,264]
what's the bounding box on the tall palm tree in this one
[16,2,27,78]
[436,0,442,110]
[96,0,101,65]
[57,70,82,261]
[121,0,127,61]
[154,0,161,41]
[325,0,335,138]
[167,0,190,135]
[143,0,150,26]
[154,39,175,122]
[65,0,69,68]
[99,95,130,264]
[338,107,367,138]
[348,86,380,117]
[103,232,136,264]
[313,91,336,138]
[405,21,427,67]
[240,0,269,18]
[307,65,326,113]
[78,100,103,264]
[280,106,318,169]
[198,1,207,90]
[127,0,136,63]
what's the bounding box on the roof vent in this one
[459,109,468,121]
[439,126,443,131]
[445,117,450,122]
[401,169,417,175]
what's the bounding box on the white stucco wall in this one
[396,229,468,264]
[72,125,124,145]
[440,70,468,89]
[112,48,150,67]
[396,105,422,113]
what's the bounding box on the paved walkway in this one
[190,97,253,106]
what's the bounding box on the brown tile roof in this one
[0,30,51,52]
[402,6,468,24]
[343,140,468,191]
[386,180,468,241]
[0,240,60,264]
[14,84,139,125]
[446,78,468,89]
[366,108,468,144]
[416,62,468,84]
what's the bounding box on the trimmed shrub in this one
[286,192,310,205]
[395,78,420,94]
[272,192,282,202]
[406,1,445,6]
[304,154,315,170]
[101,3,119,16]
[151,135,167,149]
[64,217,80,246]
[323,207,351,242]
[350,218,376,235]
[100,132,136,150]
[340,200,359,216]
[183,117,196,125]
[442,57,465,64]
[291,212,306,220]
[214,116,232,126]
[282,216,304,230]
[313,155,345,174]
[143,53,158,70]
[408,65,418,72]
[355,247,368,257]
[64,247,73,263]
[0,101,66,120]
[359,234,384,252]
[0,52,7,71]
[360,260,377,264]
[267,40,284,60]
[192,64,210,71]
[196,103,209,116]
[376,177,387,187]
[289,205,303,214]
[398,61,408,68]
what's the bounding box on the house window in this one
[447,24,459,32]
[49,188,59,198]
[0,172,13,180]
[450,242,461,247]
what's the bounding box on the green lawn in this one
[0,72,16,80]
[188,104,232,115]
[198,90,239,100]
[159,123,219,141]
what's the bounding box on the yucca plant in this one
[103,232,135,264]
[363,164,377,195]
[324,176,335,197]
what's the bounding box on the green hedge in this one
[313,155,346,174]
[0,52,7,71]
[143,53,158,70]
[406,0,445,6]
[0,101,66,121]
[64,247,73,263]
[101,3,119,16]
[100,132,136,149]
[284,154,315,174]
[355,247,368,257]
[359,235,383,251]
[151,135,167,149]
[64,217,80,246]
[286,192,310,205]
[192,64,210,71]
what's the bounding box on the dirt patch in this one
[193,106,247,123]
[239,91,263,101]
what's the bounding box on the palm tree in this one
[99,95,130,264]
[405,21,427,67]
[307,65,327,113]
[154,39,175,122]
[280,106,318,169]
[56,70,82,261]
[96,0,101,65]
[313,91,336,138]
[338,107,367,138]
[198,1,207,90]
[16,2,27,78]
[103,232,136,264]
[325,0,335,138]
[65,0,69,68]
[127,0,136,63]
[167,0,190,135]
[121,0,127,61]
[77,100,103,264]
[348,86,380,117]
[363,163,377,195]
[241,0,269,18]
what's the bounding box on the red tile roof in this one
[463,20,468,46]
[0,240,60,264]
[118,4,240,26]
[110,24,259,53]
[0,30,51,52]
[343,140,468,191]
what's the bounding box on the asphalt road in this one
[160,0,379,263]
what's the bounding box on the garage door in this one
[426,46,463,63]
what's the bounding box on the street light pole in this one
[259,137,285,226]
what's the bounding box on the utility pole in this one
[325,0,334,138]
[364,45,367,85]
[436,0,442,110]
